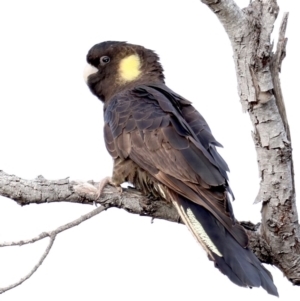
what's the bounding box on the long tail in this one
[171,193,278,296]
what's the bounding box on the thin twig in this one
[0,205,108,293]
[0,236,55,294]
[0,205,108,247]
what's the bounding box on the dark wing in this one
[104,85,247,247]
[148,83,230,181]
[103,85,278,296]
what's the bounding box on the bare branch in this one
[0,170,180,223]
[200,0,246,39]
[0,168,284,263]
[0,202,109,293]
[241,221,275,264]
[0,205,108,247]
[0,169,181,293]
[201,0,300,285]
[0,236,55,294]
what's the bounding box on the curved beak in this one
[83,64,98,83]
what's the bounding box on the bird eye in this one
[100,56,110,66]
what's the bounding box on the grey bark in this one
[0,0,299,290]
[201,0,300,285]
[0,171,180,223]
[0,170,274,260]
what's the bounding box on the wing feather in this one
[104,87,248,247]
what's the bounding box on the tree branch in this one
[0,205,108,248]
[200,0,246,37]
[0,170,180,223]
[0,169,179,293]
[0,169,287,267]
[0,201,109,293]
[0,235,55,294]
[0,168,183,293]
[201,0,300,285]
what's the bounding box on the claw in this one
[97,176,122,198]
[74,176,122,200]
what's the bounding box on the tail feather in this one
[172,193,278,297]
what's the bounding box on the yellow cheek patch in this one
[118,54,141,82]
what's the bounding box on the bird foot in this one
[73,182,99,198]
[96,176,122,199]
[74,177,122,200]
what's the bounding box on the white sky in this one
[0,0,299,300]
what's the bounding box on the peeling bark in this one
[201,0,300,285]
